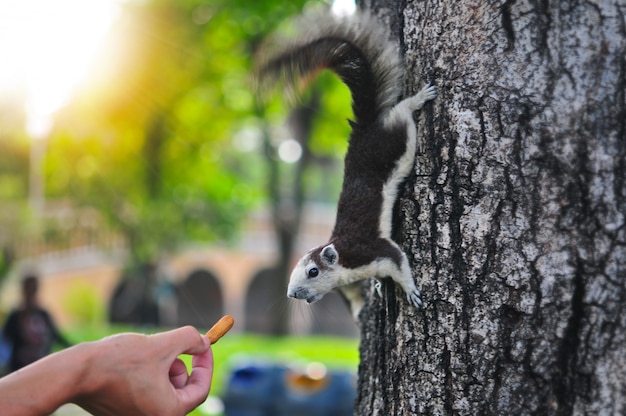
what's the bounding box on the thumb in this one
[158,326,211,357]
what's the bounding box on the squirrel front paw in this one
[407,289,423,308]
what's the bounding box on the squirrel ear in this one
[321,244,338,265]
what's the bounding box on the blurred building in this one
[0,203,358,337]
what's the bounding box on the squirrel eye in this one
[307,268,319,278]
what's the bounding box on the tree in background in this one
[258,91,321,335]
[355,0,626,414]
[256,70,352,334]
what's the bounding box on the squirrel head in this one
[287,244,340,304]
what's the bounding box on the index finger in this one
[176,347,214,411]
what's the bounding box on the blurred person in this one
[0,326,213,416]
[2,274,71,372]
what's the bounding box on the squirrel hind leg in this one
[412,84,437,109]
[398,84,437,113]
[383,84,436,129]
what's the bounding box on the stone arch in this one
[244,267,278,334]
[108,263,159,326]
[177,269,223,329]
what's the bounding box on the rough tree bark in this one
[356,1,626,415]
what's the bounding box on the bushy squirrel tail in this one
[255,9,404,125]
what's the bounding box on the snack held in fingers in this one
[205,315,234,344]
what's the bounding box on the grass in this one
[201,334,360,394]
[65,325,360,416]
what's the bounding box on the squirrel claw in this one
[374,280,383,298]
[408,290,423,308]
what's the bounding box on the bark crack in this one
[553,255,586,415]
[501,0,517,51]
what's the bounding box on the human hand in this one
[72,326,213,416]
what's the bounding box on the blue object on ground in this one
[223,363,355,416]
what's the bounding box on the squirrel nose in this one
[288,287,307,299]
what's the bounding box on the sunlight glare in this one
[331,0,356,17]
[0,0,120,136]
[278,138,303,164]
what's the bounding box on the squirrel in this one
[256,9,436,319]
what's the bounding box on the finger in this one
[169,358,189,389]
[190,345,214,381]
[187,346,214,392]
[176,347,214,410]
[156,326,210,357]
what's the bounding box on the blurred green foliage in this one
[0,0,354,264]
[62,281,107,325]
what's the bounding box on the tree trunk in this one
[261,90,319,335]
[356,1,626,415]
